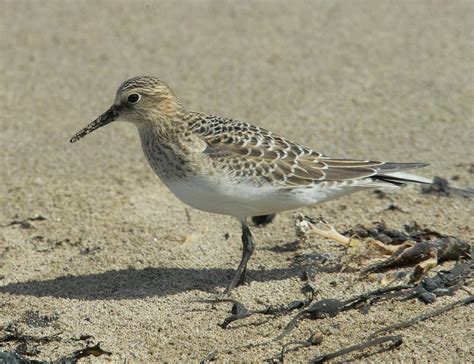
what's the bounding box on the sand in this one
[0,0,473,362]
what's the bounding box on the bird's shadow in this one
[0,267,299,300]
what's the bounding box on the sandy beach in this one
[1,0,473,362]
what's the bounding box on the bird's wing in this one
[186,113,425,187]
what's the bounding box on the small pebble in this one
[310,330,324,345]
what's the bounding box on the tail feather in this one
[373,163,431,186]
[376,162,430,173]
[373,174,431,186]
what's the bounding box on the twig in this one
[310,335,403,363]
[368,295,474,339]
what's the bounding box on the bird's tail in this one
[372,163,431,186]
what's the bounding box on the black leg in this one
[225,222,255,294]
[251,213,276,227]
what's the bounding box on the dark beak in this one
[70,106,118,143]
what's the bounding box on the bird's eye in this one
[127,93,141,104]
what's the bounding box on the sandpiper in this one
[71,76,429,293]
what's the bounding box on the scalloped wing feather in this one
[185,112,423,187]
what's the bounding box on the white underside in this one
[161,174,381,219]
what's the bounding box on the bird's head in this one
[70,76,182,143]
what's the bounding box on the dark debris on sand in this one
[0,320,111,364]
[344,221,471,281]
[0,343,111,364]
[199,225,472,363]
[293,213,471,283]
[420,176,474,198]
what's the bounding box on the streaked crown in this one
[115,76,183,122]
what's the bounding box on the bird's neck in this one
[136,119,194,181]
[136,116,192,158]
[137,113,182,141]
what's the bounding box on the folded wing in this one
[186,113,428,187]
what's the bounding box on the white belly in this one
[161,174,364,218]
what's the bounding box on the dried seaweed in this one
[60,343,111,363]
[274,263,472,346]
[2,215,47,229]
[310,335,403,363]
[198,298,310,329]
[278,296,471,362]
[368,295,474,339]
[199,350,217,364]
[275,299,343,341]
[420,176,474,198]
[24,311,58,329]
[363,237,470,276]
[208,263,471,340]
[276,333,402,363]
[0,322,110,363]
[197,213,470,362]
[295,214,471,280]
[0,323,62,350]
[0,343,111,364]
[277,330,323,362]
[356,223,471,280]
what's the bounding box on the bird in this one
[70,76,429,293]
